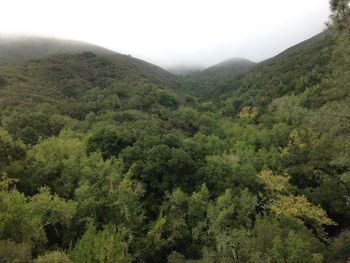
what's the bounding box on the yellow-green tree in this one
[258,169,336,238]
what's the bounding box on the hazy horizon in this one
[1,0,331,69]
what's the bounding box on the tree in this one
[75,162,145,234]
[208,189,257,234]
[239,106,259,119]
[87,126,135,159]
[258,169,336,238]
[2,108,65,145]
[29,187,77,234]
[34,251,72,263]
[0,176,76,252]
[270,231,320,263]
[0,240,32,263]
[71,224,131,263]
[330,0,349,18]
[18,135,86,197]
[327,229,350,263]
[0,127,26,171]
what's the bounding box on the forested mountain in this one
[180,31,333,101]
[0,1,350,262]
[0,52,180,112]
[0,35,179,89]
[192,57,256,82]
[178,57,257,98]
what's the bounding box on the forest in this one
[0,0,350,262]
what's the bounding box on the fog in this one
[1,0,330,69]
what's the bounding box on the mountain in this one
[184,31,334,101]
[178,57,257,98]
[193,57,256,81]
[215,31,334,111]
[0,52,182,121]
[0,35,179,89]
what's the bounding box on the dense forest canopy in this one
[0,1,350,262]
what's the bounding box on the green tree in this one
[87,126,135,159]
[71,224,131,263]
[34,251,72,263]
[0,127,26,171]
[0,177,76,251]
[270,231,317,263]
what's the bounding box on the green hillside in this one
[218,31,334,115]
[182,32,333,103]
[0,52,179,111]
[178,57,257,98]
[0,35,179,89]
[0,1,349,262]
[194,57,256,82]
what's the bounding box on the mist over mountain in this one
[0,35,114,65]
[166,65,204,76]
[167,58,256,77]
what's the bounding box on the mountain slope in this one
[178,57,256,98]
[0,52,181,119]
[218,31,334,115]
[193,57,256,82]
[0,35,179,89]
[263,32,326,63]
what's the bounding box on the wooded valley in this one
[0,1,349,262]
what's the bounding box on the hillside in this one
[0,3,350,263]
[216,31,334,113]
[193,57,256,82]
[178,57,256,97]
[0,35,179,89]
[264,32,327,62]
[178,32,333,102]
[0,52,182,121]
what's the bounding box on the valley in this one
[0,2,349,262]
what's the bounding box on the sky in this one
[1,0,331,68]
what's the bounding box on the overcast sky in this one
[1,0,331,68]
